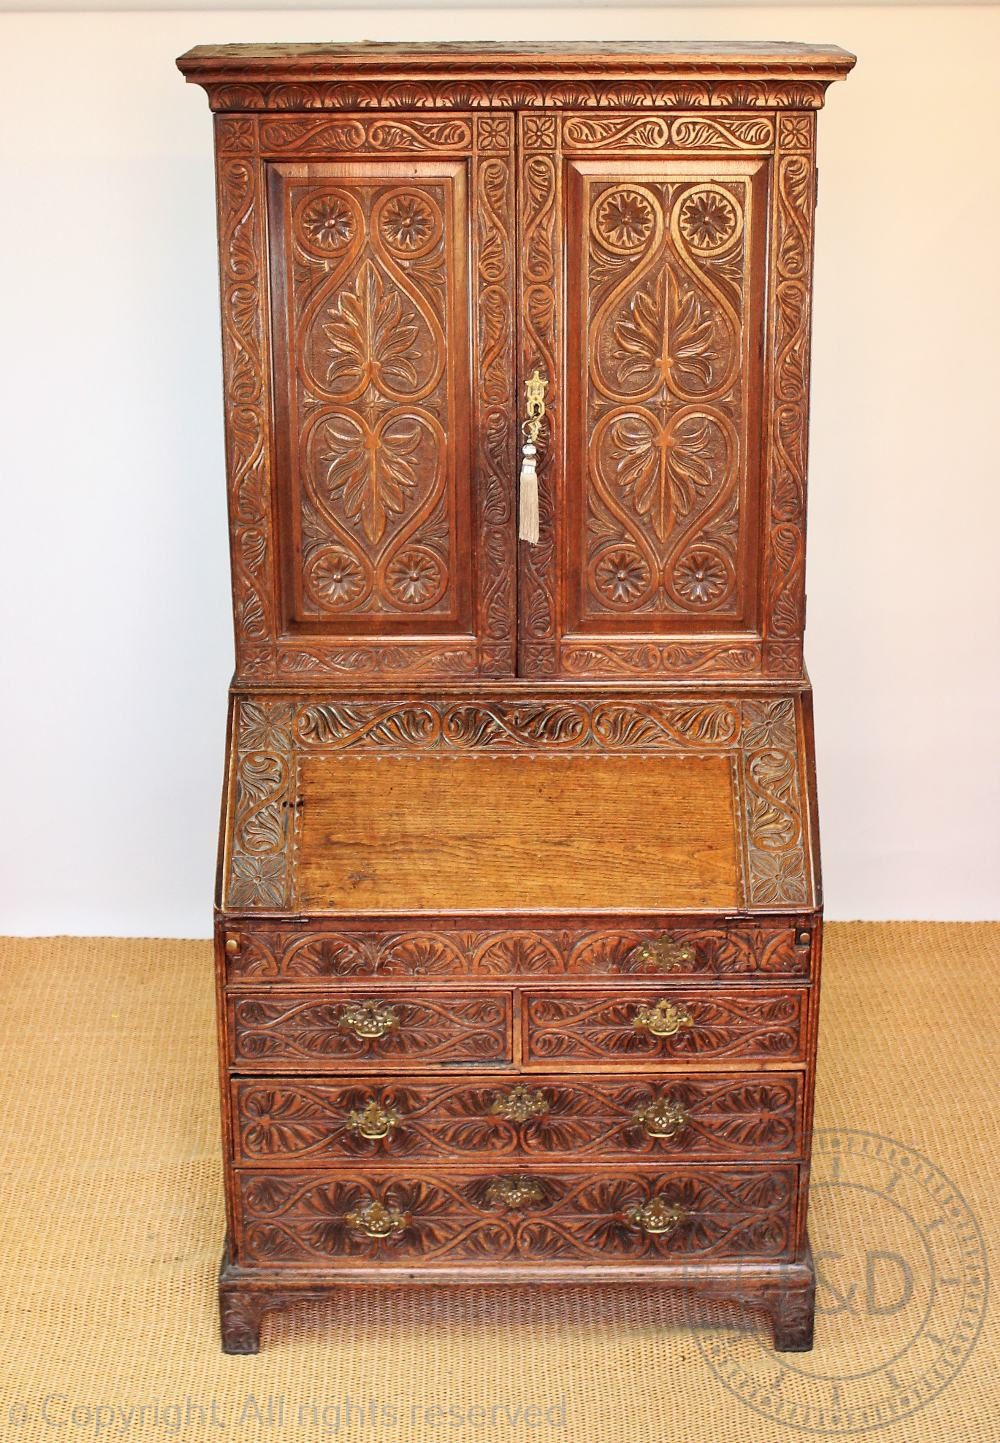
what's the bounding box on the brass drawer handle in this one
[347,1099,402,1141]
[626,1197,686,1237]
[633,999,694,1038]
[634,937,695,972]
[485,1175,545,1209]
[634,1097,690,1139]
[338,1001,399,1040]
[490,1084,549,1123]
[346,1199,408,1239]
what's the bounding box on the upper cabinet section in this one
[179,44,854,686]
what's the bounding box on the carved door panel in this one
[249,116,516,680]
[518,113,803,680]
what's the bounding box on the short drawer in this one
[231,1073,804,1164]
[221,920,813,983]
[235,1165,798,1266]
[227,992,511,1072]
[522,989,807,1067]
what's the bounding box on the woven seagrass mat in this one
[0,924,996,1443]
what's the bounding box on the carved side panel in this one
[236,1167,797,1265]
[229,992,511,1069]
[214,120,278,680]
[523,989,806,1064]
[762,113,816,677]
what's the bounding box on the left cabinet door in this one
[215,114,517,681]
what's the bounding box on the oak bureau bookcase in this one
[177,41,854,1354]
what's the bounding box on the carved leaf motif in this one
[320,261,421,396]
[312,411,431,543]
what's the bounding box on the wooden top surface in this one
[179,41,854,67]
[221,692,817,917]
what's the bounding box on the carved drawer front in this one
[522,989,806,1066]
[223,921,813,984]
[227,992,511,1071]
[232,1073,804,1165]
[236,1165,798,1266]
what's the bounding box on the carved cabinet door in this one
[517,111,814,681]
[221,114,516,681]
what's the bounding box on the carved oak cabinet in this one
[177,42,854,1354]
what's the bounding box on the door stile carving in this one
[516,112,562,678]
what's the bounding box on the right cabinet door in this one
[517,111,814,681]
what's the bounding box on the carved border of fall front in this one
[223,695,813,914]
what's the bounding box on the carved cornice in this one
[178,44,855,114]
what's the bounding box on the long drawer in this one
[227,992,512,1071]
[234,1165,799,1266]
[522,988,807,1067]
[231,1073,805,1164]
[221,919,814,984]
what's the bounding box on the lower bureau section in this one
[234,1166,799,1267]
[232,1073,804,1164]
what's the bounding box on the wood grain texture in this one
[295,752,740,912]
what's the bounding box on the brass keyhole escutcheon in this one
[338,1001,399,1041]
[635,937,695,972]
[347,1099,402,1141]
[633,999,694,1038]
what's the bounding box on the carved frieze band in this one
[225,696,810,910]
[763,113,816,676]
[561,112,775,151]
[201,79,831,114]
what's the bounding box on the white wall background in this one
[1,7,997,935]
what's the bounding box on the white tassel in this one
[519,442,539,545]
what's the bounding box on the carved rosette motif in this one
[224,695,811,911]
[582,174,750,624]
[524,992,805,1063]
[763,113,816,676]
[236,1168,796,1265]
[233,1076,801,1163]
[227,923,810,981]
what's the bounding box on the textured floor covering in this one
[0,924,996,1442]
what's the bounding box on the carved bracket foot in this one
[219,1289,266,1355]
[763,1256,816,1352]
